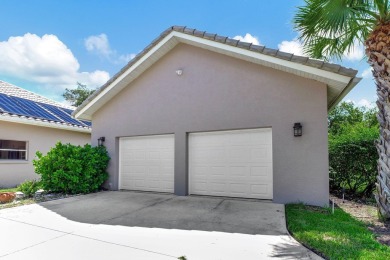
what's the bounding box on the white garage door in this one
[189,128,273,199]
[119,134,174,193]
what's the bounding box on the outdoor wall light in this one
[98,136,105,146]
[293,123,303,137]
[176,69,183,76]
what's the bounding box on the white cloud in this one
[343,42,364,61]
[84,33,112,58]
[278,39,304,55]
[277,37,364,60]
[361,67,373,79]
[0,33,110,93]
[118,53,136,63]
[345,98,375,108]
[357,98,374,107]
[85,33,135,64]
[233,33,260,45]
[78,70,110,87]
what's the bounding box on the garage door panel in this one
[209,182,227,192]
[250,166,270,177]
[191,148,226,164]
[121,165,147,174]
[229,183,247,194]
[251,146,272,162]
[119,134,174,193]
[228,148,250,163]
[251,184,269,195]
[229,166,247,177]
[161,181,174,190]
[189,128,273,199]
[192,166,208,176]
[210,166,226,176]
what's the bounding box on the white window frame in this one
[0,140,28,161]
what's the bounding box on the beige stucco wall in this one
[0,121,90,188]
[92,43,329,206]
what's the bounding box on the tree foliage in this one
[293,0,389,61]
[329,124,378,197]
[328,101,377,135]
[62,82,96,107]
[33,142,110,194]
[328,102,379,198]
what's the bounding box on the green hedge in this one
[329,124,378,197]
[33,142,110,194]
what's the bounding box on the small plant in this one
[17,180,41,197]
[178,256,187,260]
[33,142,110,194]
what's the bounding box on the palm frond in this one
[293,0,387,60]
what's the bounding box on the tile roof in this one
[171,26,357,76]
[0,80,91,132]
[74,26,360,119]
[0,80,73,109]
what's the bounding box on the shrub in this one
[33,142,110,194]
[18,180,42,197]
[328,101,377,135]
[329,123,378,197]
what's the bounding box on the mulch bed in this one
[0,192,95,210]
[330,194,390,246]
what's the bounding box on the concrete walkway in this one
[0,191,321,259]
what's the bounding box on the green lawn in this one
[0,187,18,193]
[286,204,390,260]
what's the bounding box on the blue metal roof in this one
[0,92,91,128]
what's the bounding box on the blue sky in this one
[0,0,374,106]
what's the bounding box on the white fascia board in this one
[0,115,91,133]
[75,30,353,120]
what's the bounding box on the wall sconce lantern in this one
[98,136,105,146]
[293,123,302,137]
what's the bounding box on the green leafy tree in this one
[329,101,378,135]
[63,82,96,107]
[329,124,379,197]
[328,102,379,198]
[294,0,390,217]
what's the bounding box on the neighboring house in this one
[0,81,91,188]
[74,26,361,206]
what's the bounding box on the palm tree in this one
[294,0,390,217]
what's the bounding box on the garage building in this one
[74,26,361,206]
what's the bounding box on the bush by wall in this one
[33,142,110,194]
[17,180,42,197]
[329,123,378,197]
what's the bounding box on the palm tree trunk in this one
[366,23,390,218]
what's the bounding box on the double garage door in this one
[119,128,273,199]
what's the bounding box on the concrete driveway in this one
[0,191,321,259]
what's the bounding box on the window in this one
[0,140,27,160]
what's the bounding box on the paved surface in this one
[0,191,321,259]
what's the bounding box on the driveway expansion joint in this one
[0,215,178,259]
[0,233,71,258]
[212,199,226,210]
[97,196,176,225]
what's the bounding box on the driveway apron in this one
[0,191,322,259]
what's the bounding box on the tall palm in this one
[294,0,390,217]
